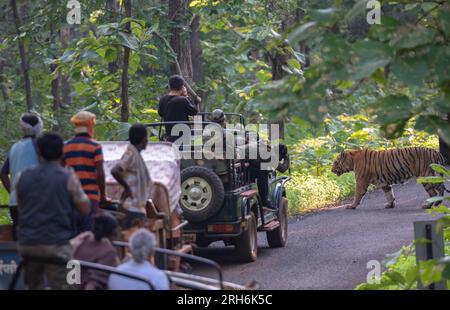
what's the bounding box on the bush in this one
[286,171,355,215]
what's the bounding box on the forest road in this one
[191,181,440,289]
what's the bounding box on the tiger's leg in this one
[421,183,439,209]
[345,180,369,209]
[382,185,395,209]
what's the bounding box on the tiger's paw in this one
[344,204,357,209]
[384,202,395,209]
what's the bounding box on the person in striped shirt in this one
[63,111,107,232]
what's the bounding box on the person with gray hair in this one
[0,113,43,240]
[108,229,170,290]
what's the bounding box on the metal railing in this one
[8,256,155,290]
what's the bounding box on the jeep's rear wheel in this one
[180,166,224,222]
[235,212,257,263]
[267,197,288,248]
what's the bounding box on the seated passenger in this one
[73,213,120,290]
[108,229,170,290]
[210,109,226,128]
[248,140,289,210]
[206,110,290,210]
[203,109,234,157]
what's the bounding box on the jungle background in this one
[0,0,449,289]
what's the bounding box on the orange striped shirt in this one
[63,134,103,202]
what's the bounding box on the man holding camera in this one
[158,75,201,142]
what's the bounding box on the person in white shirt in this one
[108,229,170,290]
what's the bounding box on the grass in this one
[286,171,355,215]
[0,185,10,225]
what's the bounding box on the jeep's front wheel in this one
[267,197,288,248]
[235,212,257,263]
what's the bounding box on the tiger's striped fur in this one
[331,147,447,209]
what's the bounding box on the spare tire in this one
[180,166,225,222]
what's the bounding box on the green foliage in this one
[255,1,450,143]
[286,171,355,215]
[356,200,450,290]
[0,186,7,205]
[0,0,447,233]
[0,186,10,225]
[356,246,419,290]
[288,113,438,177]
[285,111,439,215]
[356,222,450,290]
[0,209,9,226]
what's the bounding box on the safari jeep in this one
[147,112,290,262]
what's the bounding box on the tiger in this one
[331,147,447,210]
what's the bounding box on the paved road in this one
[192,181,442,289]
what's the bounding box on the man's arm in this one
[94,145,107,202]
[183,97,198,116]
[96,161,107,202]
[158,98,166,118]
[0,157,10,193]
[67,171,91,215]
[15,171,22,208]
[276,144,290,173]
[111,164,132,200]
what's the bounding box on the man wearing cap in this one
[63,111,107,232]
[1,113,43,240]
[158,75,200,142]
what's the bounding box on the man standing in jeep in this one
[158,75,200,142]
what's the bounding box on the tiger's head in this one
[331,151,356,176]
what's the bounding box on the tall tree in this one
[168,0,193,82]
[60,27,73,107]
[120,0,132,122]
[10,0,32,111]
[106,0,120,73]
[190,13,205,111]
[49,21,61,111]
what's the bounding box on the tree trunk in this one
[0,59,9,104]
[120,0,132,122]
[61,75,72,107]
[59,27,73,107]
[294,7,310,67]
[168,0,193,83]
[270,53,286,140]
[107,0,120,73]
[439,113,450,162]
[268,17,293,141]
[0,58,11,136]
[50,21,61,111]
[190,14,205,111]
[10,0,32,111]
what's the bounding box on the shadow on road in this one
[192,240,273,267]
